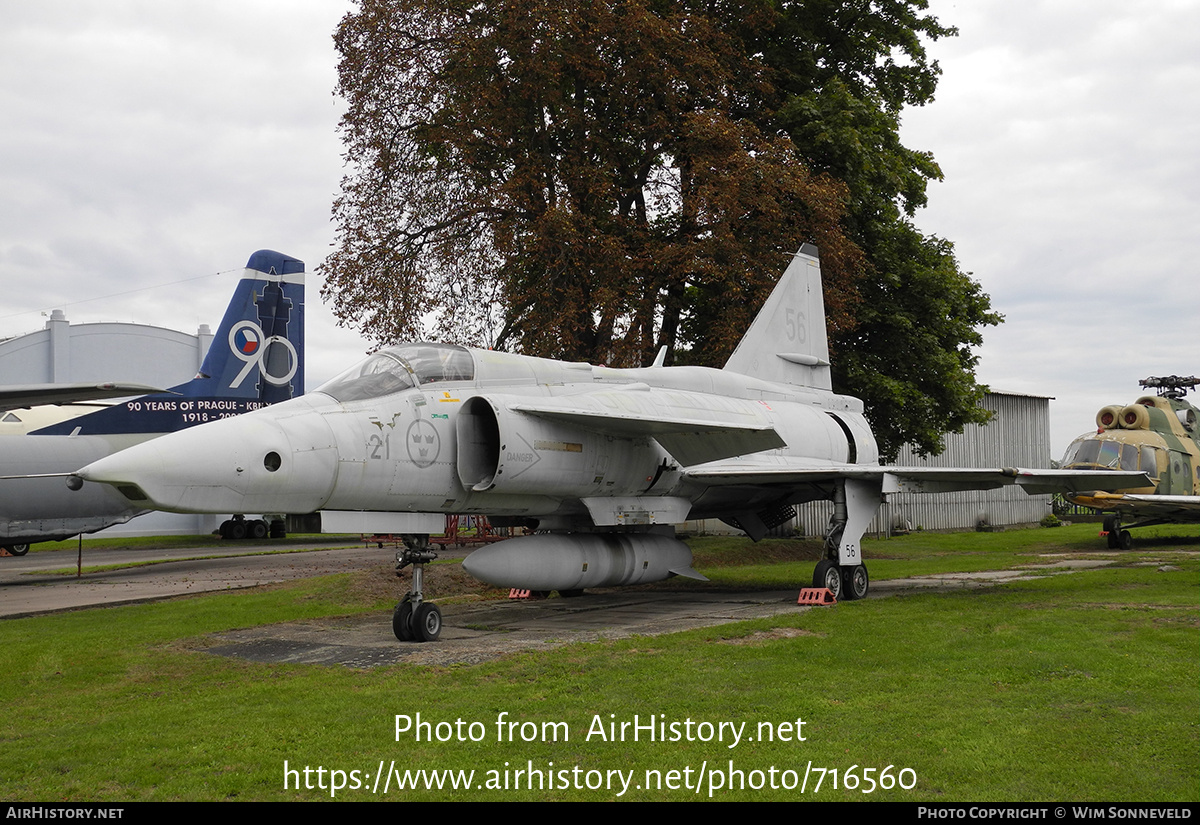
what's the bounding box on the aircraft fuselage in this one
[88,343,878,530]
[0,434,149,543]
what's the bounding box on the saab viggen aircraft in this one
[76,245,1144,641]
[0,250,303,555]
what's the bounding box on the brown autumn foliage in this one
[323,0,1000,459]
[323,0,865,368]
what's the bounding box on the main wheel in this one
[812,559,842,600]
[414,603,442,642]
[250,519,269,540]
[228,520,248,540]
[1103,515,1120,549]
[5,543,29,557]
[841,564,869,600]
[1117,530,1133,551]
[392,598,415,642]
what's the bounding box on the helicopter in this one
[1060,375,1199,548]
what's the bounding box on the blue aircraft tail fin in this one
[33,250,305,436]
[190,250,305,401]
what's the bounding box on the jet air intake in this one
[1096,405,1123,429]
[455,396,659,496]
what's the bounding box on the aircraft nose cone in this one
[76,436,178,508]
[77,400,340,514]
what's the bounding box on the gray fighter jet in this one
[76,245,1144,640]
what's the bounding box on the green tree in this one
[323,0,998,459]
[835,223,999,461]
[742,1,1003,458]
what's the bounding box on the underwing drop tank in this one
[461,533,707,592]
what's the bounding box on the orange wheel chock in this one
[508,588,548,600]
[797,588,837,606]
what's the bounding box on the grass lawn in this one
[2,524,1196,801]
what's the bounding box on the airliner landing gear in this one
[393,534,441,642]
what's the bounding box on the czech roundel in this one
[234,327,260,355]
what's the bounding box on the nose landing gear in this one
[392,534,442,642]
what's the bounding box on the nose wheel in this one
[392,534,442,642]
[413,602,442,640]
[392,597,442,642]
[392,598,415,641]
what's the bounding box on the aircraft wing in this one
[0,382,168,412]
[1067,492,1200,520]
[686,463,1151,495]
[507,399,786,466]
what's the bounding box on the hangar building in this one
[0,309,213,388]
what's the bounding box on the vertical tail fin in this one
[33,250,305,436]
[722,244,831,390]
[191,249,305,401]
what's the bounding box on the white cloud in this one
[0,0,1194,454]
[904,0,1199,453]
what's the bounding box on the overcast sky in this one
[1,0,1195,457]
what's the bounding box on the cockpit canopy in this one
[316,343,474,402]
[1061,436,1158,478]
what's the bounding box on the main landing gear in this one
[392,534,442,643]
[218,514,286,540]
[812,478,879,601]
[1102,515,1133,550]
[812,559,869,601]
